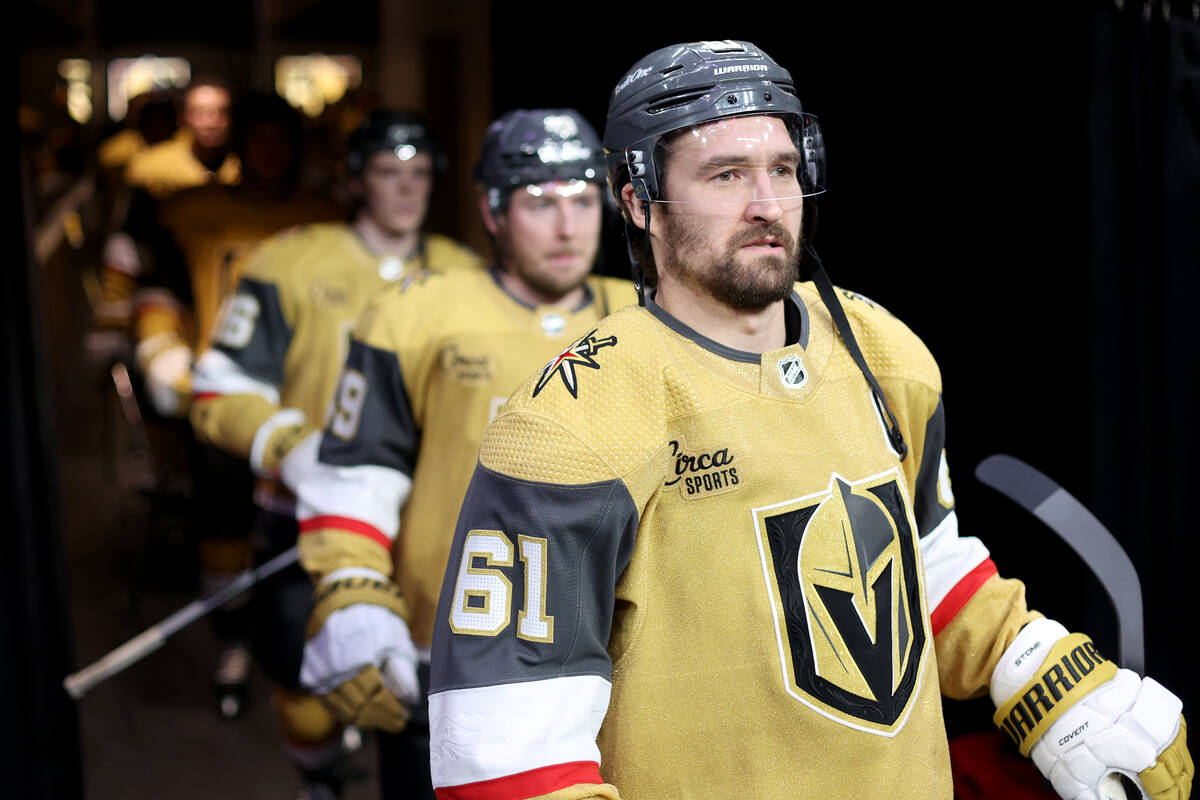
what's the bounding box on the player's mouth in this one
[545,250,582,264]
[740,236,783,251]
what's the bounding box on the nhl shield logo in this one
[777,354,807,388]
[753,469,928,735]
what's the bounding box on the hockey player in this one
[90,79,236,346]
[189,109,480,796]
[287,108,637,798]
[127,91,341,723]
[425,41,1193,800]
[124,76,240,200]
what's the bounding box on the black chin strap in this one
[804,240,909,462]
[623,193,651,307]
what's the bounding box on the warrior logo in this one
[531,329,617,398]
[753,470,927,735]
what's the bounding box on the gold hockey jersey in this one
[425,285,1038,800]
[294,269,638,647]
[135,184,341,352]
[123,129,240,199]
[191,223,485,511]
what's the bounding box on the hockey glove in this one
[301,568,419,733]
[991,618,1193,800]
[249,408,317,478]
[136,333,193,417]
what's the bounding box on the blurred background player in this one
[124,76,240,200]
[286,108,636,799]
[89,78,238,344]
[186,108,480,798]
[129,90,342,720]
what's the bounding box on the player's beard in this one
[498,236,595,302]
[661,212,802,312]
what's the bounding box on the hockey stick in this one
[974,454,1144,675]
[63,545,299,699]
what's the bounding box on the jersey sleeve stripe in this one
[429,674,610,791]
[191,347,281,403]
[292,449,411,541]
[434,762,603,800]
[917,510,991,609]
[299,515,391,550]
[930,557,998,635]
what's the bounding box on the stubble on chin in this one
[664,214,802,312]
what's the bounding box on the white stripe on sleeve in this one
[918,510,990,612]
[429,674,610,789]
[287,432,412,539]
[192,348,280,403]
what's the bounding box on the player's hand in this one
[991,619,1193,800]
[140,338,193,417]
[300,568,419,733]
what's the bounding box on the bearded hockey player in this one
[286,108,636,798]
[189,109,480,797]
[425,41,1193,800]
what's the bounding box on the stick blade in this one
[974,454,1144,675]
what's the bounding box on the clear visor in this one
[521,179,594,199]
[639,113,824,213]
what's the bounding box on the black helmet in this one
[475,108,606,209]
[603,40,824,202]
[347,109,443,174]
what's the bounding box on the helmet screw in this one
[764,92,773,102]
[726,94,737,104]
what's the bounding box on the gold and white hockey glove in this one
[136,333,192,418]
[301,568,419,733]
[992,618,1193,800]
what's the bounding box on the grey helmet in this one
[475,108,606,209]
[603,40,825,202]
[347,109,444,174]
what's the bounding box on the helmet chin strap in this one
[622,193,652,307]
[801,207,908,461]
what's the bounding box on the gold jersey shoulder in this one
[809,281,943,395]
[422,233,485,273]
[124,131,240,198]
[482,303,674,489]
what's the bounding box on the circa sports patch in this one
[753,469,928,736]
[531,329,617,399]
[662,439,740,499]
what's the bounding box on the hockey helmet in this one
[475,108,606,210]
[603,40,825,203]
[347,109,444,174]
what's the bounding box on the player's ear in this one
[620,183,648,232]
[477,190,502,236]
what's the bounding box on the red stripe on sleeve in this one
[930,557,998,636]
[193,392,220,401]
[299,515,392,550]
[435,762,603,800]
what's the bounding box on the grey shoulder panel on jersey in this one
[317,339,420,476]
[429,463,639,693]
[214,277,291,386]
[912,395,951,538]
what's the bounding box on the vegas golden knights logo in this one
[754,470,927,735]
